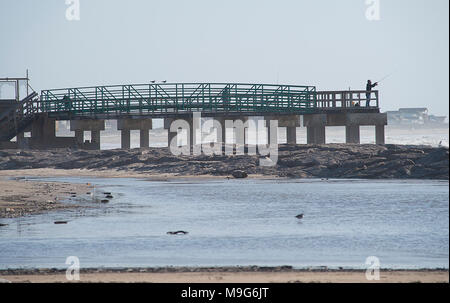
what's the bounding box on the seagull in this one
[161,80,167,83]
[150,80,156,83]
[295,214,304,219]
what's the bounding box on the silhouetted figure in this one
[62,95,71,111]
[366,80,378,107]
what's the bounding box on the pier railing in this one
[40,83,318,117]
[316,90,379,109]
[38,84,379,118]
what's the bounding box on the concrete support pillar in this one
[91,130,101,149]
[140,129,149,148]
[31,116,56,142]
[286,126,297,145]
[75,130,84,145]
[168,129,177,147]
[375,124,385,145]
[230,117,248,155]
[264,117,278,145]
[164,117,195,147]
[165,118,176,147]
[70,120,105,150]
[345,125,360,144]
[117,118,152,149]
[189,119,195,147]
[303,114,326,145]
[121,130,131,149]
[265,115,299,145]
[16,132,26,148]
[306,126,326,144]
[216,118,227,145]
[266,122,278,145]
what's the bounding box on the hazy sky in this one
[1,0,449,116]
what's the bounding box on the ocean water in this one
[93,125,449,150]
[0,177,448,269]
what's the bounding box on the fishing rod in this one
[375,72,394,84]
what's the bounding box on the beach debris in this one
[231,170,248,179]
[103,192,112,195]
[167,231,189,235]
[295,214,304,219]
[54,221,68,224]
[100,199,109,203]
[105,194,113,199]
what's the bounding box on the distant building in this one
[386,108,447,125]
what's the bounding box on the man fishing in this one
[365,80,378,107]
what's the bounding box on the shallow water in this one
[0,177,448,269]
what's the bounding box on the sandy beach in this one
[0,268,448,283]
[0,168,270,218]
[0,176,93,218]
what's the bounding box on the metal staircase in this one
[0,92,39,141]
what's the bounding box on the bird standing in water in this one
[296,214,304,220]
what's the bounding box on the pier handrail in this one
[39,83,318,117]
[316,90,379,108]
[37,83,380,119]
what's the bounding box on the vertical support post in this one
[306,127,315,144]
[307,126,325,144]
[17,132,27,148]
[121,130,131,149]
[265,118,278,145]
[221,119,226,146]
[345,125,360,144]
[75,130,84,145]
[375,124,385,145]
[140,129,149,148]
[168,129,177,147]
[286,126,297,145]
[91,130,101,149]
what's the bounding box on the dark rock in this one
[167,231,189,235]
[232,170,248,178]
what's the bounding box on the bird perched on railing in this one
[150,80,155,83]
[161,80,167,83]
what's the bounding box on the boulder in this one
[232,170,248,179]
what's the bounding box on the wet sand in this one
[0,268,448,283]
[0,169,273,219]
[0,177,93,218]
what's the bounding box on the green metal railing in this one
[40,83,317,117]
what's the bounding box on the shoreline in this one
[0,176,94,219]
[1,168,448,219]
[0,267,448,283]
